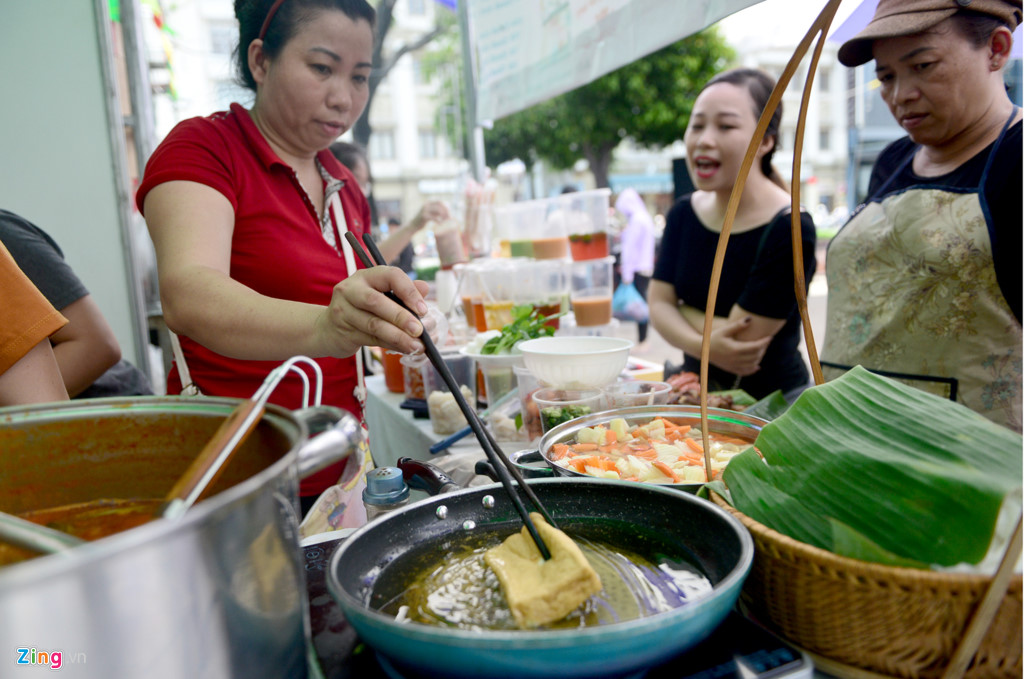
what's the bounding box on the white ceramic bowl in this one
[517,336,633,389]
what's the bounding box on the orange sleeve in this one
[0,241,67,374]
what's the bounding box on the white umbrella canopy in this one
[467,0,767,122]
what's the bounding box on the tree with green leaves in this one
[485,28,735,188]
[351,1,455,150]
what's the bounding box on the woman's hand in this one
[409,201,450,232]
[707,317,772,376]
[316,266,431,357]
[378,201,451,263]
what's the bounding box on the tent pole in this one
[457,0,486,181]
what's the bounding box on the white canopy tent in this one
[456,0,770,178]
[467,0,766,122]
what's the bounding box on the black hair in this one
[329,140,369,173]
[950,9,1013,48]
[233,0,376,92]
[700,68,785,188]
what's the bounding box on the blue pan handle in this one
[429,426,472,455]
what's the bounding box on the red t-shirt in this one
[137,103,371,496]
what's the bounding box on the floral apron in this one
[821,110,1021,432]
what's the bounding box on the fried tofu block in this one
[483,513,602,628]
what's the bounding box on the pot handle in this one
[293,406,363,478]
[475,449,554,482]
[396,457,462,496]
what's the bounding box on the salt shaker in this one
[362,467,411,521]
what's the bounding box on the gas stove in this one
[303,534,812,679]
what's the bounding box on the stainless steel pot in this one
[0,397,360,679]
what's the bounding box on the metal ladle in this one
[0,510,85,555]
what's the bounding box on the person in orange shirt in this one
[0,241,69,405]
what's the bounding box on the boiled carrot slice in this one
[652,460,681,483]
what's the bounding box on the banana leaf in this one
[721,366,1023,568]
[741,389,790,421]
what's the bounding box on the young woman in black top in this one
[649,68,816,399]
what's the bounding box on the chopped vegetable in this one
[549,416,752,484]
[540,405,594,432]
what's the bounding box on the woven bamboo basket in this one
[709,492,1023,679]
[690,1,1023,676]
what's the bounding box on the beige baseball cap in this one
[838,0,1023,66]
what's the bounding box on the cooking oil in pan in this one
[374,533,712,631]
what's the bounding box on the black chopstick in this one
[345,232,556,559]
[357,233,557,526]
[354,236,557,528]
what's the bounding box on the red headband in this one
[258,0,287,41]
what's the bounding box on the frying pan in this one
[327,477,753,679]
[501,405,767,492]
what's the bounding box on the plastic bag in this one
[612,281,649,323]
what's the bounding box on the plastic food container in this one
[493,196,576,260]
[402,352,473,401]
[522,259,569,330]
[601,380,673,409]
[427,386,474,435]
[554,313,621,338]
[454,262,485,332]
[514,365,544,443]
[559,189,611,261]
[477,258,535,331]
[532,387,604,433]
[570,256,614,326]
[401,353,429,401]
[434,219,467,270]
[492,201,546,258]
[382,350,405,394]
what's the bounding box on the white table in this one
[363,374,499,488]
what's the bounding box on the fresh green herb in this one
[540,405,592,431]
[480,304,563,355]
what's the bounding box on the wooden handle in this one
[164,399,264,507]
[698,0,842,472]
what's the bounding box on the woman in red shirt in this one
[137,0,428,513]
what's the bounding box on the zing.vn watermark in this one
[16,647,86,670]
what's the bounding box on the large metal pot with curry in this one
[0,396,360,678]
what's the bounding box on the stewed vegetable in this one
[550,417,753,484]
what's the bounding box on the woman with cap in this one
[137,0,433,519]
[823,0,1022,431]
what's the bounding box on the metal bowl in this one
[518,405,767,492]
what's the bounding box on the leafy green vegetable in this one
[540,405,593,430]
[480,304,562,355]
[721,366,1023,569]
